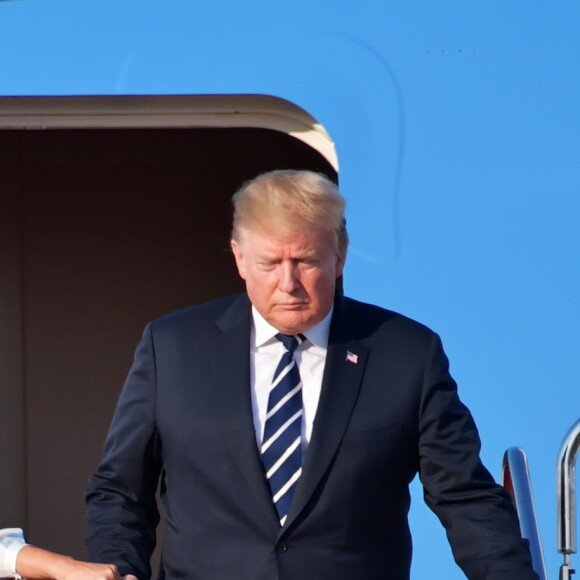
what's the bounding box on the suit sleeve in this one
[86,324,162,580]
[418,334,539,580]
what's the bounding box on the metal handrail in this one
[502,447,549,580]
[557,418,580,580]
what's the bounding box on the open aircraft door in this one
[0,94,337,558]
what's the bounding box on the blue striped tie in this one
[261,333,305,526]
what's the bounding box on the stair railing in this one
[503,446,548,580]
[557,418,580,580]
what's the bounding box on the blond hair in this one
[231,170,348,254]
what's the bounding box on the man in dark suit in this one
[86,170,538,579]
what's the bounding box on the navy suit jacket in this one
[86,293,537,580]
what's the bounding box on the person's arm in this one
[1,529,135,580]
[16,545,125,580]
[418,334,539,580]
[86,324,162,580]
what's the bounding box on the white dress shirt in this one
[249,306,332,459]
[0,528,26,576]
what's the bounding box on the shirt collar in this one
[251,306,333,349]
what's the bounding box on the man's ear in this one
[335,249,347,279]
[230,239,247,280]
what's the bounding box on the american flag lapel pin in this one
[345,350,358,364]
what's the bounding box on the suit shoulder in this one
[340,296,437,342]
[148,293,247,334]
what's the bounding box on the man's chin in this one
[278,303,307,311]
[270,314,311,335]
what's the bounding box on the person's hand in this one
[122,576,138,580]
[52,559,122,580]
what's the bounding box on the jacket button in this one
[277,542,288,553]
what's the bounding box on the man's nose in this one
[278,261,299,293]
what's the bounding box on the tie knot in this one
[275,333,305,353]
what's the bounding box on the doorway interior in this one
[0,96,337,559]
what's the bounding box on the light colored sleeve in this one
[0,528,28,575]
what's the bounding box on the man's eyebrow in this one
[295,250,319,260]
[257,249,319,260]
[256,252,280,261]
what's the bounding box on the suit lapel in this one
[281,297,369,533]
[207,295,279,530]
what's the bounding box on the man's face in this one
[231,227,345,335]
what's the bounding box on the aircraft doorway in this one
[0,96,337,559]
